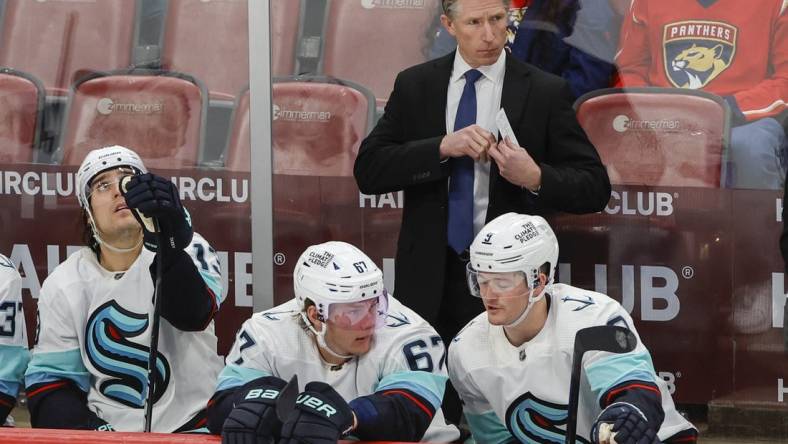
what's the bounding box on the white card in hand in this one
[495,108,519,147]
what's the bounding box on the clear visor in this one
[466,263,530,298]
[325,291,389,331]
[87,167,137,199]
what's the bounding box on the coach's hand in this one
[278,382,355,444]
[488,136,541,192]
[440,125,495,163]
[222,376,288,444]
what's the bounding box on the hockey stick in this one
[142,230,164,432]
[565,325,637,444]
[276,375,300,422]
[120,176,163,432]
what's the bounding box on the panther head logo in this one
[670,43,728,89]
[663,21,737,89]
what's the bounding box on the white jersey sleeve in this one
[371,299,450,413]
[24,262,91,392]
[0,254,29,400]
[215,304,299,392]
[448,317,516,444]
[185,232,224,308]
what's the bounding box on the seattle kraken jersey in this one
[0,254,29,402]
[26,233,224,432]
[448,283,696,443]
[217,297,460,443]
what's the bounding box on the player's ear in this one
[537,272,548,289]
[440,13,457,37]
[306,305,322,329]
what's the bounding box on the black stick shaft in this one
[143,229,164,432]
[565,347,583,444]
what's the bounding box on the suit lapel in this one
[422,51,454,136]
[500,53,532,133]
[490,54,532,212]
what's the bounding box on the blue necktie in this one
[447,69,483,254]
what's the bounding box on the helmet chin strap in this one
[300,312,354,361]
[87,207,142,254]
[503,283,551,328]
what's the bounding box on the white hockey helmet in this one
[294,241,388,331]
[76,145,147,209]
[468,213,558,294]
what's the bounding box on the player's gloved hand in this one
[591,402,661,444]
[222,376,288,444]
[278,382,355,444]
[122,173,193,253]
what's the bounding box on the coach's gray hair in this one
[442,0,511,18]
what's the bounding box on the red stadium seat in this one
[271,0,301,77]
[61,71,206,170]
[225,78,374,175]
[575,87,728,188]
[0,0,135,96]
[224,78,373,300]
[0,69,44,163]
[161,0,251,100]
[321,0,440,104]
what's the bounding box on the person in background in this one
[616,0,788,190]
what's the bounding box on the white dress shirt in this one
[445,49,506,238]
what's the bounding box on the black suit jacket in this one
[354,52,611,322]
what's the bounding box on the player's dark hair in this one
[80,208,101,257]
[296,298,317,331]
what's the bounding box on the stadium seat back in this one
[225,78,374,176]
[575,88,728,187]
[161,0,250,100]
[321,0,440,102]
[271,0,301,76]
[0,69,44,163]
[61,72,206,170]
[0,0,136,95]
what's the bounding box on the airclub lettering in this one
[559,264,682,322]
[605,191,674,216]
[359,191,404,209]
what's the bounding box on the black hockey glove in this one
[278,382,354,444]
[591,402,661,444]
[122,173,193,255]
[222,376,288,444]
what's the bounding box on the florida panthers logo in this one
[663,20,737,89]
[505,392,591,443]
[86,301,170,408]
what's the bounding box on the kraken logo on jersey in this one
[505,392,591,443]
[663,20,737,89]
[86,301,171,408]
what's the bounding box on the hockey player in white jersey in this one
[25,145,224,432]
[449,213,698,443]
[206,241,460,443]
[0,253,29,426]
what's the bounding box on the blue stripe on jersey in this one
[586,350,657,404]
[0,345,30,397]
[200,271,223,306]
[466,410,515,444]
[375,371,447,410]
[215,364,271,391]
[24,348,90,392]
[0,381,20,399]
